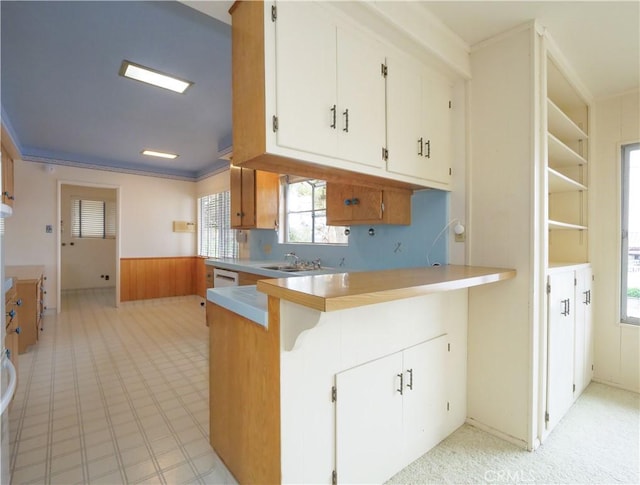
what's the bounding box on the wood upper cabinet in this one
[1,144,15,207]
[326,183,411,225]
[229,0,447,191]
[230,164,279,229]
[386,54,452,185]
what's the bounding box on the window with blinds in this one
[71,199,116,239]
[198,191,238,258]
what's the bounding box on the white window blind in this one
[198,191,238,258]
[71,199,116,239]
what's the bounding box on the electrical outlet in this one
[45,225,53,233]
[455,232,465,243]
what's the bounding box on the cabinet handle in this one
[343,109,349,133]
[6,309,15,320]
[343,198,360,206]
[396,373,404,395]
[406,368,413,390]
[583,290,589,305]
[588,290,591,305]
[418,137,423,156]
[425,139,431,158]
[561,298,570,316]
[16,299,22,307]
[330,105,336,129]
[15,327,21,335]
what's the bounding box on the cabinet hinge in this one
[332,470,337,485]
[447,343,451,352]
[545,411,550,423]
[271,4,277,21]
[447,401,450,411]
[272,115,279,132]
[546,283,551,294]
[381,63,388,78]
[381,202,385,213]
[573,384,576,393]
[382,147,388,161]
[574,278,577,286]
[331,386,337,403]
[592,364,594,370]
[449,168,452,176]
[449,100,452,109]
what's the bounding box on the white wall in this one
[592,90,640,392]
[5,160,197,310]
[60,184,117,290]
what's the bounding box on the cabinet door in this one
[274,2,337,157]
[421,69,452,185]
[1,145,15,206]
[336,352,404,485]
[386,55,423,179]
[326,183,383,225]
[403,335,449,464]
[546,271,575,431]
[336,26,386,169]
[574,267,593,396]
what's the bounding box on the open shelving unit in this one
[546,57,590,267]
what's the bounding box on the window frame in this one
[621,142,640,325]
[283,178,347,245]
[197,191,238,259]
[71,198,116,239]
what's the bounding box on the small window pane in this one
[287,182,313,212]
[71,199,114,239]
[198,191,238,258]
[287,212,313,243]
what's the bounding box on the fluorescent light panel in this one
[119,60,193,94]
[142,149,178,159]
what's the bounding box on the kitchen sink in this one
[261,265,318,272]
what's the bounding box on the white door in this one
[274,2,337,157]
[546,271,575,431]
[403,335,449,464]
[336,352,404,485]
[421,68,452,185]
[575,266,593,395]
[336,26,386,169]
[386,54,423,179]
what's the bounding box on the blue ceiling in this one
[1,1,232,180]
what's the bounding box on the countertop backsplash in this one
[249,189,449,271]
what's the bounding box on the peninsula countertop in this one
[256,264,517,312]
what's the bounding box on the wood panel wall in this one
[120,257,203,302]
[208,299,281,484]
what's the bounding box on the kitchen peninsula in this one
[207,265,515,484]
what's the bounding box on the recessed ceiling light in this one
[142,149,178,159]
[119,60,193,94]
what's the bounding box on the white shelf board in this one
[548,133,588,168]
[547,98,588,142]
[548,219,588,231]
[548,168,587,193]
[548,261,590,271]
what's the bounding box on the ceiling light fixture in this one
[119,60,193,94]
[142,149,178,159]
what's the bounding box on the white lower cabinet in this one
[335,334,449,484]
[546,265,592,433]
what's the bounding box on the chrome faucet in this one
[285,252,300,267]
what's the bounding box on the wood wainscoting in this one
[121,257,207,302]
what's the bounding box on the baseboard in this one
[592,378,640,394]
[465,417,530,450]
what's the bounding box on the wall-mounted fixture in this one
[368,227,375,236]
[454,222,465,242]
[173,221,195,233]
[119,60,193,94]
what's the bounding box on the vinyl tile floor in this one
[9,288,236,485]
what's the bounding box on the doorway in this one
[57,182,120,310]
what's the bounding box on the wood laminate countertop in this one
[6,265,45,282]
[256,264,516,312]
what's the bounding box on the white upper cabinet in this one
[274,3,337,157]
[274,2,385,169]
[387,54,452,185]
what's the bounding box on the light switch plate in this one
[45,225,53,233]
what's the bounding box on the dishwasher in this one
[213,268,239,287]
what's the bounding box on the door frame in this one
[56,180,121,311]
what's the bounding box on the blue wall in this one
[249,189,450,270]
